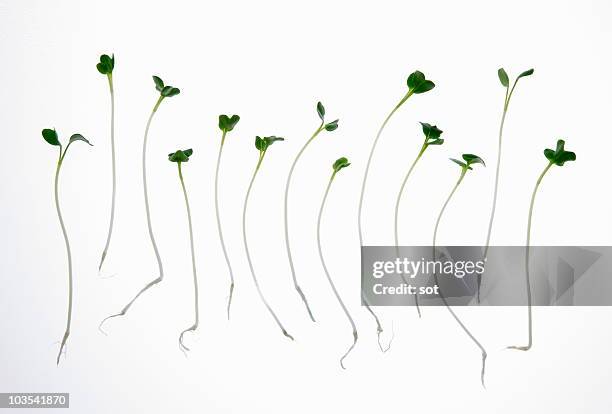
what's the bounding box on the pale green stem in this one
[243,152,294,340]
[480,82,519,302]
[433,168,487,388]
[357,89,413,349]
[55,147,72,365]
[317,172,358,368]
[508,162,553,352]
[99,74,116,271]
[283,123,324,322]
[99,96,165,331]
[393,144,426,317]
[178,162,199,352]
[215,131,235,320]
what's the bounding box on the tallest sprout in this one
[96,53,116,271]
[284,102,339,322]
[357,70,435,348]
[508,139,576,351]
[215,114,240,319]
[479,68,534,302]
[100,76,180,330]
[41,128,92,364]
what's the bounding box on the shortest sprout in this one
[255,136,284,152]
[450,153,485,170]
[152,75,180,97]
[168,148,193,163]
[219,115,240,132]
[96,54,115,75]
[544,139,576,166]
[407,70,435,94]
[333,157,351,174]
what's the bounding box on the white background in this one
[1,0,611,412]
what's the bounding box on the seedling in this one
[508,139,576,351]
[96,54,117,271]
[357,70,435,348]
[41,128,92,364]
[317,157,358,368]
[242,136,293,340]
[479,68,534,302]
[393,122,444,317]
[100,76,180,330]
[432,154,487,387]
[215,114,240,319]
[167,149,200,353]
[284,101,339,322]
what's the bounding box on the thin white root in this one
[56,330,69,365]
[178,324,197,354]
[366,306,393,353]
[98,271,118,280]
[507,345,531,351]
[98,251,107,272]
[227,282,234,321]
[98,275,162,334]
[340,331,358,369]
[295,285,316,322]
[481,351,487,389]
[380,321,395,353]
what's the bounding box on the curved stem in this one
[100,96,164,330]
[99,74,116,271]
[508,162,552,352]
[357,90,412,345]
[178,163,199,352]
[242,154,293,340]
[54,153,72,365]
[215,132,235,320]
[393,146,425,317]
[283,124,323,322]
[317,173,358,368]
[433,168,487,388]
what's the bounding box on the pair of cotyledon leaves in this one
[407,71,435,94]
[153,76,180,98]
[42,128,92,147]
[219,115,240,133]
[544,139,576,166]
[497,68,534,87]
[450,154,486,170]
[316,102,339,132]
[420,122,444,146]
[168,148,193,163]
[96,54,115,75]
[333,157,350,174]
[255,136,284,152]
